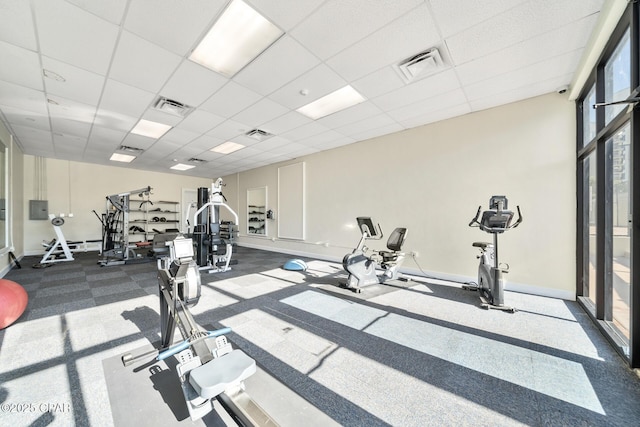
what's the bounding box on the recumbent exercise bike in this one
[465,195,523,312]
[342,217,408,293]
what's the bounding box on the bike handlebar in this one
[468,205,523,233]
[157,327,232,361]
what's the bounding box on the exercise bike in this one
[341,217,408,293]
[464,196,523,312]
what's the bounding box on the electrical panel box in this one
[29,200,48,220]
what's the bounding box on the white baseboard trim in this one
[238,243,576,301]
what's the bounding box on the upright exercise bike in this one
[342,217,408,293]
[465,196,523,312]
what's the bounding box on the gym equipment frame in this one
[35,213,101,267]
[465,195,523,312]
[121,236,277,425]
[97,186,152,266]
[342,217,408,293]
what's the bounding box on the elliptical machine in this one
[342,217,408,293]
[465,195,523,312]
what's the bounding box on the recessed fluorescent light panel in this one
[170,163,195,171]
[131,119,172,139]
[110,153,136,163]
[297,85,366,120]
[189,0,284,77]
[211,141,245,154]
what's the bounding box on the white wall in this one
[228,93,577,299]
[21,157,213,254]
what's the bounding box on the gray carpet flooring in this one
[1,246,639,426]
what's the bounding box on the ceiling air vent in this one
[396,48,444,83]
[245,129,273,141]
[153,97,193,117]
[118,145,144,153]
[188,158,207,163]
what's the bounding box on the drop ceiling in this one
[0,0,604,178]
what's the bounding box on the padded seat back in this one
[386,228,407,252]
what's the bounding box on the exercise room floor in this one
[1,247,640,426]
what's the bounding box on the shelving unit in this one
[248,205,266,235]
[129,199,180,242]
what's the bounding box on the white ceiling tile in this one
[110,31,182,93]
[51,117,92,139]
[53,133,86,150]
[141,109,183,127]
[185,134,223,151]
[250,135,292,151]
[386,88,468,122]
[309,136,355,150]
[456,15,599,86]
[11,124,53,147]
[347,122,403,142]
[93,109,137,133]
[269,64,347,109]
[34,0,119,75]
[0,0,37,50]
[99,79,155,119]
[42,56,105,106]
[336,113,398,137]
[316,101,384,129]
[221,147,263,162]
[235,36,320,96]
[206,119,252,140]
[300,130,351,148]
[398,103,471,128]
[291,0,423,60]
[260,111,311,135]
[66,0,128,25]
[351,67,405,100]
[88,125,125,149]
[176,110,225,135]
[143,140,183,158]
[446,0,603,65]
[0,41,42,90]
[119,133,159,150]
[124,0,226,55]
[280,121,330,141]
[469,74,573,112]
[160,127,200,145]
[327,4,441,81]
[464,50,583,101]
[232,97,289,127]
[47,96,96,123]
[372,70,461,112]
[289,145,320,157]
[0,80,47,115]
[429,0,528,38]
[189,150,225,162]
[199,81,262,118]
[0,105,50,131]
[161,61,228,108]
[247,0,325,31]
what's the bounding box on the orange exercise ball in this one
[0,279,28,329]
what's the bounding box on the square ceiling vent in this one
[245,128,273,141]
[395,48,444,83]
[153,97,193,117]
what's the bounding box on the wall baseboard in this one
[238,242,576,301]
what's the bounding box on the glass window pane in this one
[604,29,630,125]
[583,153,597,303]
[582,86,596,146]
[609,123,631,339]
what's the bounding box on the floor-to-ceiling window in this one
[577,2,638,368]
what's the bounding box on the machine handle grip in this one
[468,206,482,227]
[157,327,232,361]
[511,206,523,229]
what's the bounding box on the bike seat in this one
[472,242,493,249]
[189,349,256,399]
